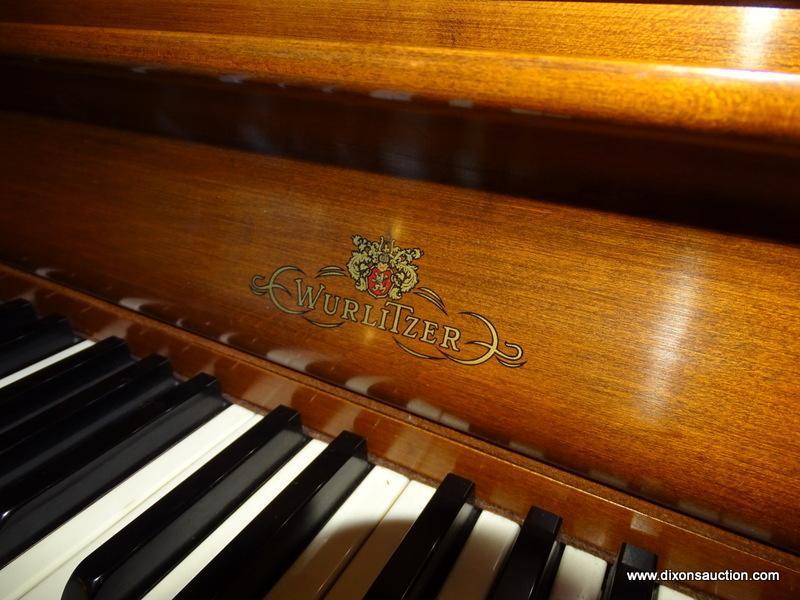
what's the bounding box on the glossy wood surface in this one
[1,1,800,141]
[1,264,798,600]
[3,0,800,70]
[2,56,800,246]
[0,112,798,556]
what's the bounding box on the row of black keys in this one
[0,299,661,599]
[0,300,231,571]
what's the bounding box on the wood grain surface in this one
[4,56,800,246]
[1,1,800,141]
[1,264,798,600]
[3,0,800,71]
[0,112,797,557]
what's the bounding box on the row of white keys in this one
[1,345,693,600]
[0,338,94,389]
[267,465,410,600]
[143,439,329,599]
[326,480,436,599]
[0,403,259,600]
[437,510,521,600]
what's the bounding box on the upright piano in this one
[0,1,798,599]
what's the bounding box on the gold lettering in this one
[385,301,414,334]
[402,315,420,339]
[295,278,326,309]
[253,265,523,368]
[377,308,390,330]
[420,320,439,345]
[441,312,523,367]
[340,298,359,322]
[440,326,461,351]
[322,293,340,316]
[361,303,378,327]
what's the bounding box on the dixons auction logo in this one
[250,235,525,368]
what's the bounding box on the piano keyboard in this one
[0,300,695,600]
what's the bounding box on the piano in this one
[0,1,798,599]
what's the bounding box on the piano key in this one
[656,588,692,600]
[548,545,607,600]
[0,337,131,417]
[0,354,175,490]
[65,405,306,600]
[0,367,181,555]
[173,431,371,599]
[489,507,563,600]
[325,480,436,600]
[9,405,260,600]
[365,473,480,600]
[0,352,166,452]
[266,465,410,600]
[603,543,658,600]
[0,298,36,338]
[438,511,521,600]
[142,439,328,600]
[0,314,77,377]
[0,338,94,389]
[0,374,228,569]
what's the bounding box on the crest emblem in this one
[250,232,525,368]
[347,235,423,300]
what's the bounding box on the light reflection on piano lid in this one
[738,7,783,72]
[641,257,700,422]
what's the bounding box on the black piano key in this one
[175,431,371,600]
[0,336,132,417]
[65,405,306,600]
[0,374,227,568]
[0,353,167,452]
[365,473,480,600]
[603,543,658,600]
[489,507,564,600]
[0,298,36,339]
[0,354,177,512]
[0,314,77,377]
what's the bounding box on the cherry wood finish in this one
[3,0,800,71]
[2,56,800,244]
[1,1,800,142]
[0,113,797,559]
[1,264,798,600]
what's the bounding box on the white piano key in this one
[437,510,520,600]
[144,438,329,599]
[267,465,409,600]
[548,545,607,600]
[657,587,693,600]
[0,403,258,600]
[0,338,94,389]
[325,479,436,600]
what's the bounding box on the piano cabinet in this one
[0,1,799,598]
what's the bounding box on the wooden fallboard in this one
[0,112,798,554]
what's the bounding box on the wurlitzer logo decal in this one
[249,235,525,368]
